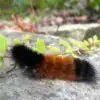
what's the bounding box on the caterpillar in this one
[11,44,96,82]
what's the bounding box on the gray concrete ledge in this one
[39,23,100,40]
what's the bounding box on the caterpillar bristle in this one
[11,44,44,69]
[11,44,96,82]
[74,58,96,82]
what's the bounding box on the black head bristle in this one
[74,58,96,82]
[11,44,44,69]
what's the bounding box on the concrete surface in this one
[39,23,100,41]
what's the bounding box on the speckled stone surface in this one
[0,32,100,100]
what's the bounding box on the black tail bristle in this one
[74,58,96,82]
[11,44,44,70]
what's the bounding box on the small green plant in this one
[47,46,61,54]
[34,38,46,54]
[88,35,100,46]
[0,34,100,69]
[60,39,78,58]
[69,38,90,55]
[0,57,4,69]
[13,34,33,45]
[13,38,23,45]
[0,35,8,53]
[0,34,8,69]
[22,34,33,43]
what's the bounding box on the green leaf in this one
[0,57,4,69]
[93,35,99,44]
[71,53,78,58]
[47,46,61,54]
[69,39,81,47]
[22,34,32,42]
[60,39,74,53]
[36,38,46,54]
[0,35,8,53]
[88,38,93,45]
[93,35,98,41]
[81,41,92,55]
[13,39,23,45]
[82,40,89,46]
[60,39,77,56]
[32,47,43,54]
[96,40,100,45]
[70,39,89,51]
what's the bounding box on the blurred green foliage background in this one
[0,0,100,19]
